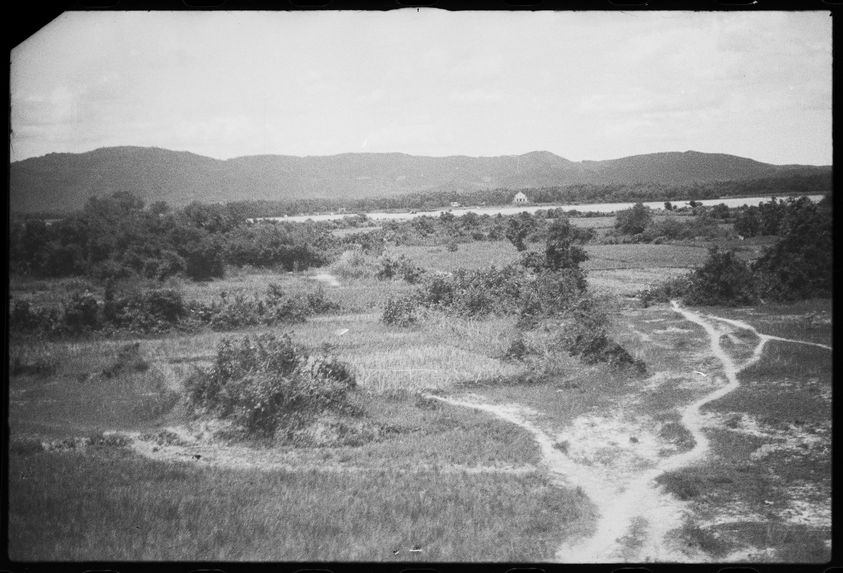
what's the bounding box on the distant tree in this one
[684,247,757,306]
[757,197,785,235]
[664,201,674,211]
[710,203,730,219]
[734,206,761,237]
[753,198,831,300]
[505,212,537,251]
[615,203,653,235]
[544,218,589,274]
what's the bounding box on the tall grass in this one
[9,449,594,561]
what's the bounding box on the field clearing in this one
[7,227,832,562]
[10,448,592,561]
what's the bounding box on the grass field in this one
[7,225,832,563]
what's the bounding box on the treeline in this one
[9,192,333,282]
[189,171,831,217]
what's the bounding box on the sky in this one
[10,10,832,165]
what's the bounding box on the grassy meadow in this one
[7,219,832,563]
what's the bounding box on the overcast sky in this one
[10,10,832,165]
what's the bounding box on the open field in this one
[7,231,832,563]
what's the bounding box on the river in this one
[255,194,825,223]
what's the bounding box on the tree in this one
[615,202,653,235]
[753,199,831,300]
[734,207,761,237]
[544,218,588,272]
[505,212,537,251]
[684,247,757,306]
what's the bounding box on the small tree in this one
[615,203,653,235]
[544,217,588,273]
[685,247,757,306]
[505,212,537,251]
[753,199,831,301]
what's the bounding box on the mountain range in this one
[9,146,832,213]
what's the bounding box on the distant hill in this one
[9,146,832,213]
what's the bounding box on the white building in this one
[513,191,529,204]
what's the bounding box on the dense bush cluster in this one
[9,283,335,338]
[381,296,418,326]
[184,333,358,438]
[379,214,642,371]
[375,255,426,283]
[610,202,733,244]
[731,196,822,238]
[641,197,831,305]
[376,209,595,249]
[9,193,334,283]
[556,297,646,372]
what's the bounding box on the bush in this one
[182,235,226,281]
[684,248,757,306]
[382,296,418,327]
[101,343,150,379]
[640,248,756,307]
[615,203,653,235]
[184,333,357,438]
[10,300,60,334]
[638,274,694,306]
[556,297,645,372]
[503,337,530,361]
[104,287,186,334]
[331,248,375,279]
[198,284,333,331]
[62,292,101,334]
[752,199,831,301]
[376,255,402,280]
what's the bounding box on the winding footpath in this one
[426,301,832,562]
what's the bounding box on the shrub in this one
[640,248,756,307]
[62,292,101,334]
[615,203,653,235]
[517,269,586,327]
[544,218,589,273]
[101,343,150,379]
[375,255,402,280]
[182,235,226,281]
[638,274,694,306]
[503,337,530,361]
[184,333,357,438]
[556,297,645,372]
[752,199,831,301]
[399,259,426,284]
[201,284,327,331]
[331,248,375,279]
[104,287,186,334]
[684,248,757,306]
[382,296,418,327]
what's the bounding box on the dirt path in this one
[104,426,538,477]
[427,301,831,562]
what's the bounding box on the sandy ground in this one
[427,301,831,563]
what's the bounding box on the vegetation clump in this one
[640,197,831,306]
[185,333,358,439]
[381,296,419,327]
[9,282,335,338]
